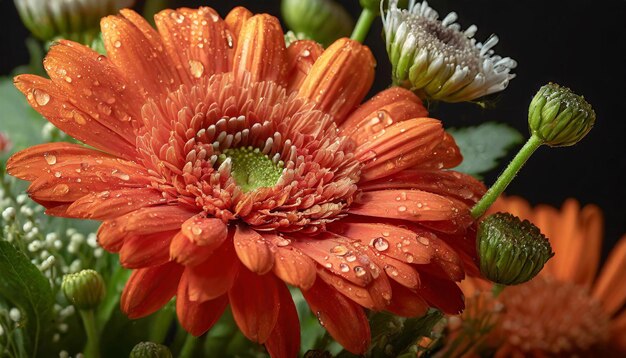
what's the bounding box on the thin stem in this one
[350,8,377,43]
[491,284,505,298]
[79,309,100,358]
[471,134,544,219]
[179,334,199,358]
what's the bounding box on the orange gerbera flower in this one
[453,196,626,357]
[7,6,485,356]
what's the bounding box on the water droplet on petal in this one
[398,205,407,212]
[33,89,50,106]
[64,76,72,83]
[417,236,430,246]
[354,266,366,277]
[54,171,62,178]
[73,112,87,125]
[44,153,57,165]
[330,245,348,256]
[114,40,121,48]
[53,184,69,195]
[345,254,357,263]
[339,263,350,272]
[191,226,203,236]
[188,60,204,78]
[372,237,389,252]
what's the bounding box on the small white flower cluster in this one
[1,170,110,351]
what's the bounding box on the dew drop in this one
[33,89,50,106]
[330,245,348,256]
[275,237,291,247]
[417,236,430,246]
[52,184,69,195]
[44,153,57,165]
[301,49,310,57]
[405,253,415,263]
[316,311,325,326]
[324,263,332,269]
[191,226,203,236]
[97,103,112,116]
[54,171,62,178]
[398,205,407,212]
[345,254,357,263]
[354,266,366,277]
[339,263,350,272]
[188,60,204,78]
[372,237,389,252]
[64,76,72,83]
[73,112,87,125]
[114,40,121,48]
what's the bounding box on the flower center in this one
[498,275,610,354]
[217,146,284,193]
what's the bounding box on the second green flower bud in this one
[62,269,106,310]
[477,212,554,285]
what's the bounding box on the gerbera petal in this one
[232,14,287,85]
[234,225,275,274]
[66,188,167,220]
[416,132,463,170]
[592,235,626,315]
[119,230,177,268]
[340,87,428,144]
[328,220,434,265]
[97,205,196,252]
[350,189,472,225]
[610,311,626,353]
[121,262,184,319]
[416,273,464,315]
[359,169,486,206]
[271,245,317,290]
[224,6,252,39]
[43,40,142,137]
[13,75,137,159]
[176,272,228,336]
[6,142,113,181]
[355,118,443,181]
[264,282,301,358]
[185,241,239,302]
[155,7,234,83]
[317,268,378,309]
[386,281,429,317]
[170,216,229,266]
[101,9,183,97]
[302,278,371,355]
[229,267,281,343]
[286,40,324,93]
[298,38,375,123]
[292,235,375,287]
[26,156,152,204]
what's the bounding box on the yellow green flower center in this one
[218,146,284,193]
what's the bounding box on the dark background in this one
[1,0,625,258]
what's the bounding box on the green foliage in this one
[0,241,55,357]
[449,122,524,179]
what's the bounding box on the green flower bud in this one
[62,269,105,310]
[528,83,596,147]
[14,0,135,43]
[129,342,172,358]
[281,0,354,47]
[477,212,554,285]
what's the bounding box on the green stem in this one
[179,334,199,358]
[492,284,506,298]
[350,8,377,43]
[471,134,544,219]
[79,309,100,358]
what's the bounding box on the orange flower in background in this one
[457,196,626,357]
[6,6,485,356]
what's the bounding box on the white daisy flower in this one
[382,0,517,102]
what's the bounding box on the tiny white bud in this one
[9,308,21,322]
[22,221,34,232]
[87,233,98,248]
[46,232,59,245]
[70,233,85,244]
[2,207,16,221]
[53,333,61,342]
[54,240,63,249]
[16,194,28,205]
[28,240,43,252]
[59,350,69,358]
[58,323,68,333]
[94,248,104,258]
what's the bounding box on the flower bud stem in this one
[471,134,544,218]
[351,8,377,43]
[492,283,506,298]
[79,309,100,358]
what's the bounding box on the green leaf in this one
[0,241,55,356]
[449,122,524,179]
